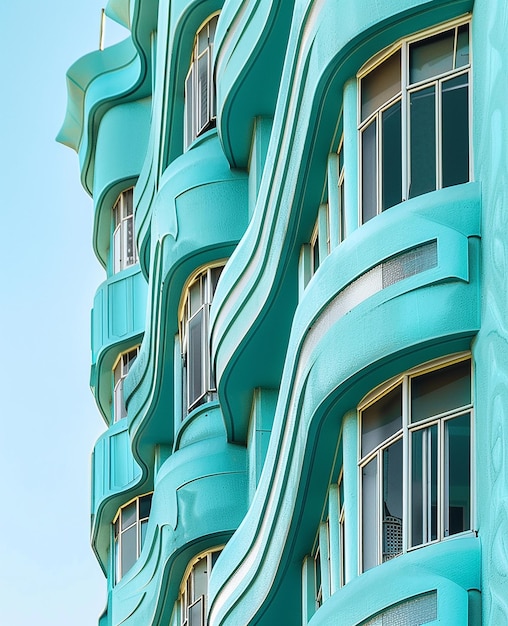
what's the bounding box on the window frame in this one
[113,493,153,583]
[112,346,140,423]
[112,187,138,272]
[179,263,225,416]
[357,17,472,224]
[358,354,474,573]
[184,13,220,149]
[179,548,223,626]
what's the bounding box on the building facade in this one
[58,0,508,624]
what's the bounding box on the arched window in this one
[184,14,219,148]
[113,188,138,272]
[113,493,153,582]
[113,346,140,422]
[359,20,470,223]
[179,264,224,415]
[179,549,222,626]
[359,355,473,572]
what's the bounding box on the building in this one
[58,0,508,624]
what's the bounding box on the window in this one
[113,346,140,422]
[309,205,330,278]
[359,21,470,223]
[113,188,137,272]
[338,471,346,587]
[185,14,219,148]
[180,549,222,626]
[114,493,152,582]
[310,220,321,276]
[337,138,345,243]
[359,356,472,572]
[314,545,323,609]
[180,264,224,415]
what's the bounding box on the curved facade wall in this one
[59,0,508,624]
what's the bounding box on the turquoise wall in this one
[58,0,508,623]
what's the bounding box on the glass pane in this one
[361,50,401,121]
[211,550,222,569]
[361,120,377,223]
[188,308,204,407]
[114,380,126,421]
[362,458,378,571]
[121,501,137,531]
[381,100,402,210]
[140,519,148,550]
[409,29,454,84]
[114,226,122,272]
[312,233,320,273]
[197,51,209,131]
[189,280,202,316]
[442,74,469,188]
[208,15,218,44]
[382,438,403,561]
[409,86,436,198]
[411,359,471,422]
[210,266,223,298]
[188,597,204,626]
[125,215,135,265]
[411,425,438,546]
[193,557,208,600]
[455,24,469,68]
[361,385,402,457]
[197,25,208,54]
[445,413,471,536]
[124,188,133,216]
[315,548,322,605]
[185,68,194,146]
[139,494,152,519]
[121,524,138,576]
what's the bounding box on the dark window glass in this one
[442,74,469,188]
[409,29,454,84]
[445,413,471,536]
[361,121,377,223]
[382,438,403,561]
[361,50,401,121]
[381,101,402,210]
[456,24,470,68]
[411,359,471,422]
[139,494,152,519]
[362,385,402,457]
[409,86,436,198]
[188,597,204,626]
[121,525,137,576]
[188,308,204,406]
[362,458,378,572]
[121,502,136,531]
[411,424,438,546]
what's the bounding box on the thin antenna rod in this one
[99,8,106,51]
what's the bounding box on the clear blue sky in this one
[0,3,126,624]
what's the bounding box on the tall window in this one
[180,549,222,626]
[113,346,140,422]
[359,21,470,223]
[114,493,152,582]
[338,471,346,587]
[185,14,219,148]
[359,356,472,572]
[337,138,345,243]
[180,264,224,415]
[113,188,137,272]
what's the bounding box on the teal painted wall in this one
[58,0,508,623]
